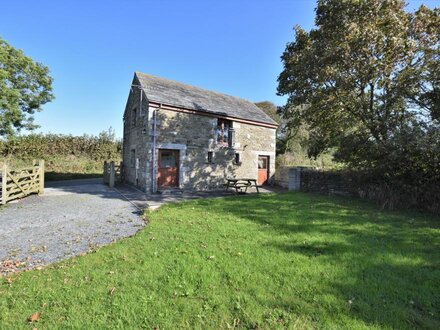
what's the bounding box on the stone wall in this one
[233,121,276,184]
[149,108,276,191]
[122,81,149,190]
[278,166,440,214]
[278,167,357,196]
[275,166,291,188]
[123,99,276,192]
[299,169,354,196]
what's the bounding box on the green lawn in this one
[0,193,439,329]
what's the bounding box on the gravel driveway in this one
[0,179,145,274]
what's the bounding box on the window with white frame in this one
[207,151,213,163]
[217,119,232,146]
[235,153,240,164]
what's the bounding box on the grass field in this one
[0,193,439,329]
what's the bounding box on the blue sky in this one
[0,0,436,138]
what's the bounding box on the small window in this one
[159,150,178,168]
[130,149,136,167]
[131,107,137,127]
[235,153,240,164]
[207,151,213,163]
[217,119,232,146]
[258,156,268,169]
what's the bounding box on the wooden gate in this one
[0,160,45,205]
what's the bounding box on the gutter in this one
[148,101,278,129]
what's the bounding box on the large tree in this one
[0,36,54,137]
[277,0,439,167]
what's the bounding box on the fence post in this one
[109,161,115,188]
[1,164,7,205]
[119,161,124,182]
[103,161,108,184]
[39,159,45,195]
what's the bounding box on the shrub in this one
[0,131,122,175]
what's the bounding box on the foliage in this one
[255,101,337,168]
[277,0,439,205]
[0,129,121,178]
[276,150,336,169]
[301,166,440,214]
[0,36,54,137]
[277,0,439,162]
[0,193,439,328]
[254,101,282,124]
[0,128,120,160]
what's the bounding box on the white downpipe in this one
[136,87,142,187]
[151,104,161,193]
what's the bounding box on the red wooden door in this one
[157,149,179,188]
[257,156,269,185]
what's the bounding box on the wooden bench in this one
[224,178,259,194]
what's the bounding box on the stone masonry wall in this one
[122,79,150,191]
[278,167,440,214]
[274,166,290,188]
[141,107,276,191]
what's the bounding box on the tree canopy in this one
[0,36,54,137]
[277,0,439,169]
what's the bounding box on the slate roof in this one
[135,72,278,126]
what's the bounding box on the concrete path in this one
[0,179,144,275]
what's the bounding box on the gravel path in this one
[0,179,145,274]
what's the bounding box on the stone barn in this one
[122,72,277,193]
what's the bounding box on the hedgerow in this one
[0,130,121,175]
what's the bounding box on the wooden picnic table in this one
[224,178,260,194]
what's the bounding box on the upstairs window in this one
[207,151,213,163]
[235,153,240,164]
[217,119,232,146]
